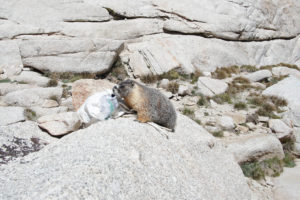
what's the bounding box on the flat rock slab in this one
[10,71,50,87]
[244,70,272,82]
[0,83,35,96]
[224,133,284,163]
[0,114,252,199]
[38,112,82,136]
[197,77,228,97]
[273,159,300,200]
[3,87,63,107]
[0,106,25,126]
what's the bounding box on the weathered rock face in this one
[197,77,228,97]
[72,79,115,110]
[0,0,299,76]
[224,134,284,163]
[0,114,252,199]
[0,106,25,126]
[263,76,300,127]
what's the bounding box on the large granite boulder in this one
[0,114,253,199]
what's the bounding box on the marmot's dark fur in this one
[115,79,177,131]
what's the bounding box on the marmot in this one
[114,79,177,131]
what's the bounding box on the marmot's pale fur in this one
[115,79,177,131]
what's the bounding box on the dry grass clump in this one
[45,71,99,83]
[212,93,232,104]
[212,65,239,79]
[226,76,253,95]
[240,65,258,73]
[190,70,203,83]
[260,63,299,71]
[197,94,209,106]
[167,82,179,94]
[140,74,158,84]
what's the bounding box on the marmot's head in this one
[115,79,136,98]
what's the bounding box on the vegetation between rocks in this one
[241,157,283,180]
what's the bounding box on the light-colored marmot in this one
[114,79,177,131]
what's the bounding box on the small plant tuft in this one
[197,95,209,106]
[0,78,11,83]
[182,107,195,117]
[212,65,239,79]
[212,93,232,104]
[140,74,158,84]
[240,157,283,180]
[234,101,247,110]
[47,79,58,87]
[212,131,224,137]
[167,82,179,94]
[24,108,37,121]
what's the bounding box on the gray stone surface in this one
[0,41,23,78]
[272,66,300,80]
[244,70,272,82]
[0,121,57,165]
[30,106,68,118]
[10,71,50,87]
[0,106,25,126]
[294,128,300,154]
[268,119,293,141]
[3,87,63,107]
[217,116,235,130]
[0,114,252,199]
[38,112,82,136]
[0,83,35,96]
[273,159,300,200]
[197,77,228,97]
[224,133,284,163]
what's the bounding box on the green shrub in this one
[241,157,283,180]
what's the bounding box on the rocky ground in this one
[1,0,300,199]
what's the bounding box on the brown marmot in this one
[114,79,177,131]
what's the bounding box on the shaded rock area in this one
[0,121,57,165]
